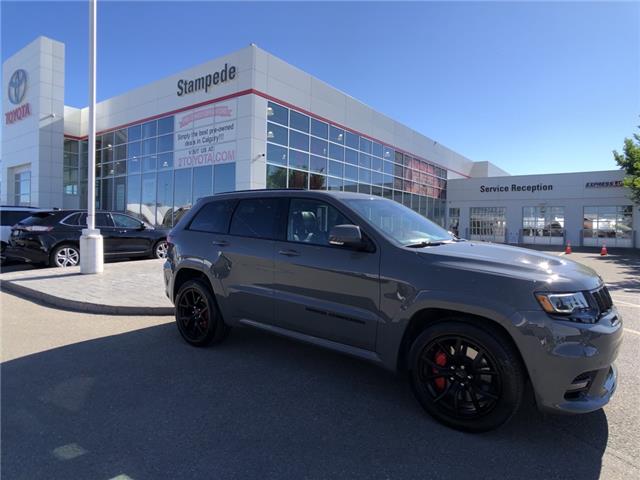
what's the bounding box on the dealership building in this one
[2,36,638,248]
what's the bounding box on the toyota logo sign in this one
[8,69,27,105]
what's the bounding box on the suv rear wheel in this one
[51,244,80,268]
[408,320,525,432]
[175,279,229,346]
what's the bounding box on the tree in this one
[613,126,640,204]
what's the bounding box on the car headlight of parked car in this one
[535,292,599,323]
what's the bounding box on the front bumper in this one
[510,307,623,414]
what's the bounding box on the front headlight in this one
[535,291,598,323]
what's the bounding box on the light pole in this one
[80,0,104,273]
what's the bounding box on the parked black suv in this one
[8,210,169,267]
[164,190,622,432]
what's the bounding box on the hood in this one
[415,241,602,292]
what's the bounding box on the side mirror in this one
[329,224,364,249]
[138,223,147,230]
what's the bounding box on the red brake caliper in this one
[433,351,447,390]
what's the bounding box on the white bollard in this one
[80,228,104,274]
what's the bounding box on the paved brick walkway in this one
[0,259,173,315]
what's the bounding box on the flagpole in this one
[80,0,103,274]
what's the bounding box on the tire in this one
[152,239,169,259]
[50,244,80,268]
[174,279,229,347]
[408,319,525,432]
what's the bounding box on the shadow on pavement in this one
[2,324,609,480]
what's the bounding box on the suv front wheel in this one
[408,320,525,432]
[175,279,229,347]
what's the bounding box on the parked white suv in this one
[0,206,41,258]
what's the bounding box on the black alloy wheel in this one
[175,279,229,346]
[409,320,525,432]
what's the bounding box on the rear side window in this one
[96,213,114,227]
[18,211,57,226]
[229,198,285,240]
[112,213,143,229]
[0,210,35,226]
[189,200,235,234]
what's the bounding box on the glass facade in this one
[469,207,506,242]
[522,206,565,237]
[14,170,31,206]
[64,110,236,227]
[583,206,633,239]
[265,101,448,226]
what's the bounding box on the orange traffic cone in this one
[600,244,608,256]
[565,242,572,254]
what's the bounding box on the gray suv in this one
[164,190,622,431]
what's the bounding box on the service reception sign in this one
[174,99,237,169]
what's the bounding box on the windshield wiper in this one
[404,240,447,248]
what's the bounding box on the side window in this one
[287,199,351,246]
[112,213,143,229]
[189,200,235,234]
[61,212,81,226]
[229,198,285,240]
[96,213,114,227]
[1,210,33,226]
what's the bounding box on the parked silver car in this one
[164,190,623,432]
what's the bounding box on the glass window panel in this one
[114,144,127,161]
[288,169,308,189]
[328,143,344,161]
[371,142,383,158]
[310,155,327,174]
[156,170,173,227]
[267,143,288,166]
[174,168,192,210]
[394,177,403,190]
[327,177,343,191]
[394,163,404,177]
[102,147,112,163]
[266,164,287,189]
[114,177,126,211]
[345,131,359,149]
[310,118,328,139]
[383,146,394,161]
[310,136,328,156]
[157,116,174,135]
[157,134,173,153]
[143,155,157,172]
[267,102,289,126]
[230,198,285,239]
[64,139,79,153]
[383,188,393,200]
[328,160,343,177]
[128,124,141,142]
[213,163,235,193]
[289,130,309,151]
[359,168,372,184]
[101,177,114,211]
[114,129,128,145]
[192,165,213,203]
[394,151,403,165]
[403,154,412,167]
[371,156,383,171]
[103,162,114,177]
[383,174,393,189]
[64,152,78,168]
[372,171,383,186]
[128,155,141,174]
[289,149,309,170]
[345,164,358,181]
[158,152,173,169]
[358,183,371,195]
[289,110,310,133]
[142,138,156,156]
[359,137,372,153]
[329,126,344,144]
[141,173,156,225]
[359,153,371,169]
[371,185,383,197]
[102,132,114,148]
[345,148,358,165]
[267,122,288,146]
[114,160,126,176]
[128,141,141,159]
[309,174,327,190]
[142,120,157,138]
[344,180,358,192]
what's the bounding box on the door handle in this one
[278,249,300,257]
[212,239,229,247]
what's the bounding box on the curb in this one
[0,279,174,316]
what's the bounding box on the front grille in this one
[589,286,613,316]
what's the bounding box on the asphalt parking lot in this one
[1,249,639,479]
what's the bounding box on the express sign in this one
[5,68,31,125]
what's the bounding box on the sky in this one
[2,1,639,175]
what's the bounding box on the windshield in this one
[344,197,454,245]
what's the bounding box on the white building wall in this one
[448,170,639,248]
